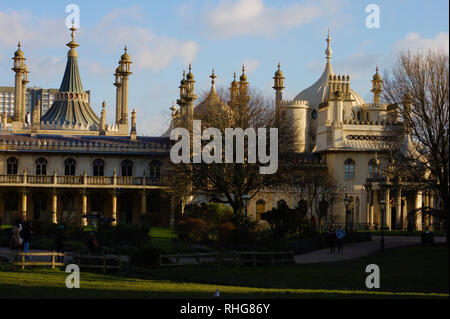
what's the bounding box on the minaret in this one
[119,46,132,127]
[184,64,196,130]
[273,62,285,108]
[12,42,26,123]
[100,101,106,134]
[229,72,239,104]
[114,66,122,125]
[176,70,187,126]
[371,66,382,105]
[130,109,137,141]
[22,63,29,122]
[239,65,249,96]
[325,29,332,65]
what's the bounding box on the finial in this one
[277,62,281,70]
[170,101,176,111]
[18,41,21,49]
[183,70,186,78]
[102,101,106,108]
[124,45,127,53]
[242,65,245,74]
[325,28,332,63]
[210,69,217,85]
[233,72,236,80]
[70,24,77,41]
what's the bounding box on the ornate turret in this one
[273,62,285,108]
[114,66,122,125]
[119,46,132,126]
[229,72,239,103]
[12,42,27,122]
[130,109,137,141]
[183,64,196,130]
[371,66,383,105]
[41,26,100,128]
[100,101,106,134]
[239,65,249,98]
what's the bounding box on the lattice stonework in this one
[346,135,395,142]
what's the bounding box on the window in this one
[93,159,105,176]
[64,158,76,176]
[149,160,161,179]
[121,159,133,177]
[256,200,266,221]
[7,157,18,175]
[35,158,47,175]
[368,159,379,179]
[344,158,355,180]
[311,109,318,120]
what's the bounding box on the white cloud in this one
[204,0,341,38]
[242,58,260,73]
[393,32,449,54]
[92,7,199,71]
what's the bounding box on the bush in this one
[175,217,209,242]
[129,245,162,268]
[217,222,236,244]
[96,224,148,248]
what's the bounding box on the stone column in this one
[121,76,129,124]
[14,72,22,122]
[21,190,27,222]
[385,188,391,230]
[82,191,87,226]
[365,190,370,225]
[402,194,408,230]
[396,189,402,230]
[415,192,422,230]
[111,191,117,226]
[52,191,58,224]
[140,190,146,215]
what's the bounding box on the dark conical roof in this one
[41,28,100,128]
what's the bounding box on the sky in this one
[0,0,448,135]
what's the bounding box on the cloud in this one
[392,32,449,54]
[92,7,199,71]
[242,58,260,73]
[204,0,341,38]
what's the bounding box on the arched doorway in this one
[32,192,47,220]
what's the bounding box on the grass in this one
[0,245,447,299]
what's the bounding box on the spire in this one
[210,68,217,85]
[325,28,332,64]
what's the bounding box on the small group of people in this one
[9,221,33,260]
[326,225,346,253]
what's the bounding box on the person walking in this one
[54,225,66,263]
[10,222,23,262]
[336,226,346,253]
[21,222,33,259]
[327,228,337,253]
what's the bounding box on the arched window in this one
[121,159,133,177]
[368,159,379,179]
[93,159,105,176]
[149,160,161,179]
[35,158,47,175]
[256,199,266,221]
[344,158,355,180]
[7,157,18,175]
[64,158,76,176]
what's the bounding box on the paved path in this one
[294,235,446,264]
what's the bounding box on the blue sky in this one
[0,0,448,135]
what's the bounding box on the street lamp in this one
[344,193,350,233]
[241,194,251,228]
[379,191,386,252]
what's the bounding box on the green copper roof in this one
[41,48,100,128]
[59,56,84,92]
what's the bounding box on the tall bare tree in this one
[382,48,449,240]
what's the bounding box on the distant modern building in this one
[0,86,90,121]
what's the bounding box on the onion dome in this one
[120,46,131,62]
[14,42,24,58]
[186,64,194,80]
[239,65,247,82]
[274,62,283,77]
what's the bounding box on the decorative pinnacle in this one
[242,65,245,74]
[233,72,236,80]
[18,42,21,50]
[325,28,332,63]
[210,69,217,85]
[70,24,76,41]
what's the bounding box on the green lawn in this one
[0,245,447,299]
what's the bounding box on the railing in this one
[0,175,163,187]
[72,254,122,273]
[11,251,65,270]
[159,251,295,268]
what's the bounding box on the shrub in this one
[129,245,162,268]
[217,222,236,244]
[96,224,148,248]
[175,217,209,242]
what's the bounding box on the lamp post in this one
[379,190,386,252]
[241,194,251,229]
[344,193,350,233]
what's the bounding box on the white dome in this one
[293,62,365,108]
